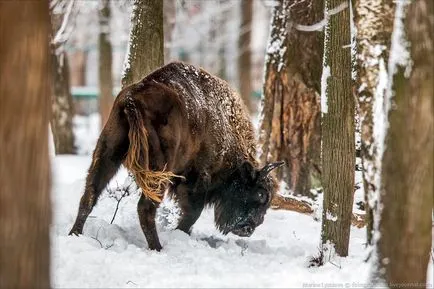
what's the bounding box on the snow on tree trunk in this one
[0,1,51,287]
[50,47,76,154]
[98,0,113,127]
[258,0,323,198]
[353,0,395,246]
[238,0,253,113]
[122,0,164,87]
[375,0,433,285]
[320,0,355,258]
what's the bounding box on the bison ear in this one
[240,161,257,181]
[259,161,285,179]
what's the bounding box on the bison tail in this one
[123,96,178,203]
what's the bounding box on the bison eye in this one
[258,191,268,204]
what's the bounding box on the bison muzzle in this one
[69,62,283,250]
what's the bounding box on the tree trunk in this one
[122,0,164,87]
[238,0,253,113]
[163,0,176,63]
[353,0,395,246]
[217,0,227,80]
[320,0,355,258]
[376,0,433,285]
[258,0,323,198]
[50,47,76,154]
[70,50,87,86]
[99,0,113,127]
[0,1,51,288]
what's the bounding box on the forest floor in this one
[50,114,432,288]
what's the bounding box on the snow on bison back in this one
[68,61,284,250]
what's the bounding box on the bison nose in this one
[231,223,255,237]
[240,225,253,236]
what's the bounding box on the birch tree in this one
[0,1,51,287]
[258,0,323,198]
[320,0,355,258]
[122,0,164,87]
[99,0,113,126]
[353,0,395,245]
[376,0,433,285]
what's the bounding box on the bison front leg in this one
[137,194,162,251]
[175,183,205,234]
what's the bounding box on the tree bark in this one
[70,50,87,86]
[353,0,394,246]
[0,1,51,288]
[376,0,433,286]
[122,0,164,87]
[258,0,323,198]
[238,0,253,112]
[163,0,176,63]
[50,3,76,154]
[50,47,76,154]
[99,0,113,127]
[320,0,355,258]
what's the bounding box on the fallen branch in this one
[271,194,366,228]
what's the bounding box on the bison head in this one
[213,161,284,237]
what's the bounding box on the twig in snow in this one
[91,226,114,250]
[91,226,104,248]
[107,180,133,224]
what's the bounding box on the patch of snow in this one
[321,65,330,114]
[326,211,338,222]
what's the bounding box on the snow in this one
[51,155,371,288]
[320,65,330,114]
[49,113,433,288]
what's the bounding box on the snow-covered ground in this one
[49,114,431,288]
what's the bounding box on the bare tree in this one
[353,0,395,245]
[320,0,355,258]
[99,0,113,126]
[0,1,51,288]
[258,0,323,198]
[238,0,253,112]
[50,0,76,154]
[122,0,164,87]
[376,0,433,285]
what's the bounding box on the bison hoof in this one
[68,228,82,236]
[148,243,162,251]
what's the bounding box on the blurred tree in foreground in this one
[376,0,433,285]
[258,0,323,198]
[122,0,164,87]
[50,0,76,154]
[0,1,51,288]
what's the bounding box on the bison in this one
[69,62,283,250]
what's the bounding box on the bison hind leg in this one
[137,194,163,251]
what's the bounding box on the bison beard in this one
[69,62,283,250]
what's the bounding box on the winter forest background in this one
[0,0,433,288]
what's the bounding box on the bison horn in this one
[259,161,285,179]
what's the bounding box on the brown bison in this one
[69,62,283,250]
